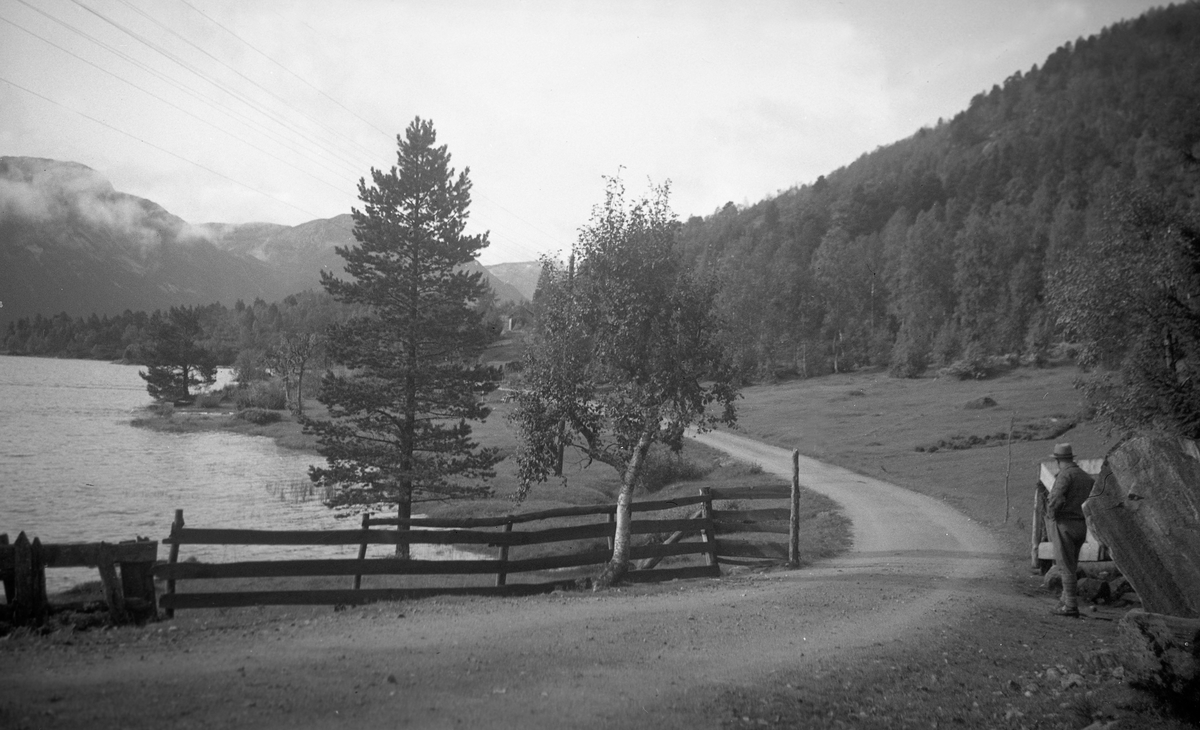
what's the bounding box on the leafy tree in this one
[511,178,739,587]
[138,306,217,402]
[1051,191,1200,437]
[302,118,502,557]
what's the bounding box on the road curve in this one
[691,429,1001,575]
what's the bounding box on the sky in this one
[0,0,1169,265]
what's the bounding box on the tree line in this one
[2,293,348,373]
[676,3,1200,383]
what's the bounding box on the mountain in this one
[674,2,1200,380]
[0,157,286,329]
[198,214,528,305]
[485,261,543,301]
[0,158,528,328]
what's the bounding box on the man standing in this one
[1047,443,1095,617]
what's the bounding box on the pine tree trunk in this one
[596,428,654,588]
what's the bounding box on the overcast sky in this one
[0,0,1167,264]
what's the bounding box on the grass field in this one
[728,361,1118,554]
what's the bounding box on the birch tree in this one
[511,178,738,586]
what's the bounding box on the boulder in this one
[1119,610,1200,716]
[1082,434,1200,618]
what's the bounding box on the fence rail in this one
[0,533,158,625]
[156,478,803,612]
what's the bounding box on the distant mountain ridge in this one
[0,157,531,327]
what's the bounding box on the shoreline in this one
[130,403,320,452]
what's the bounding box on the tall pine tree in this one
[303,118,501,557]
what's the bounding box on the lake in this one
[0,355,448,594]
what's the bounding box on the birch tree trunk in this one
[596,428,654,588]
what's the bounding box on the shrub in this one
[148,402,174,419]
[195,390,225,408]
[235,379,288,411]
[638,447,712,492]
[236,407,283,425]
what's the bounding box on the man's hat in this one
[1052,443,1074,460]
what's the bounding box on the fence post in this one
[96,543,130,625]
[0,533,12,604]
[606,510,616,553]
[354,512,371,590]
[496,518,514,587]
[165,509,184,619]
[12,532,48,626]
[119,538,158,621]
[699,487,718,568]
[789,449,801,568]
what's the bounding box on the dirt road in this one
[2,432,1006,730]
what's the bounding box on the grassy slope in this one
[729,362,1118,554]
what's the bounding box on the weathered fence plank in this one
[708,485,791,500]
[155,542,714,582]
[168,517,710,549]
[0,540,157,571]
[365,496,709,529]
[166,509,183,619]
[160,582,575,610]
[713,518,792,535]
[11,533,49,625]
[95,544,129,625]
[0,534,11,603]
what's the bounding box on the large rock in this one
[1083,434,1200,618]
[1119,610,1200,715]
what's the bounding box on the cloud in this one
[0,159,171,249]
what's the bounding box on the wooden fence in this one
[156,482,798,613]
[0,533,158,625]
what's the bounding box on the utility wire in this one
[0,74,329,221]
[178,0,561,257]
[13,0,364,184]
[67,0,371,179]
[120,0,381,167]
[11,0,554,261]
[0,12,359,202]
[177,0,393,143]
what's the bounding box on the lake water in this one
[0,355,453,594]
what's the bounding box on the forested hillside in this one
[679,3,1200,380]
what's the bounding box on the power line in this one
[172,0,562,257]
[0,73,329,221]
[8,1,557,261]
[178,0,393,143]
[120,0,382,167]
[12,0,365,184]
[0,12,359,202]
[67,0,372,179]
